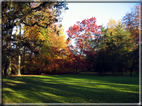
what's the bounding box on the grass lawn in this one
[2,74,139,103]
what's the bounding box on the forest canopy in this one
[2,2,139,76]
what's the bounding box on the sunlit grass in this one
[2,74,139,103]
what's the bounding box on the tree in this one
[2,2,68,32]
[99,22,132,75]
[66,17,103,72]
[122,4,139,75]
[2,1,69,75]
[128,46,139,76]
[107,18,122,34]
[122,4,139,45]
[23,22,71,74]
[107,18,117,34]
[67,17,103,55]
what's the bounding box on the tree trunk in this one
[130,60,134,76]
[76,69,78,73]
[4,57,9,76]
[120,49,123,75]
[17,55,21,75]
[130,68,133,76]
[4,56,11,76]
[99,61,101,75]
[111,61,114,75]
[22,46,26,74]
[130,55,135,76]
[9,56,12,75]
[120,57,123,75]
[76,63,78,73]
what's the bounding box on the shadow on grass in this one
[2,75,139,103]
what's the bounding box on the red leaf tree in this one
[67,17,103,72]
[67,17,103,55]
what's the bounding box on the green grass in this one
[2,74,139,103]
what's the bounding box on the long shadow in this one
[2,75,139,103]
[49,74,139,85]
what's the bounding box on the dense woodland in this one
[2,2,139,76]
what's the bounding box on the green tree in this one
[128,46,139,76]
[99,23,132,75]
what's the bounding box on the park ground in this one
[2,73,139,103]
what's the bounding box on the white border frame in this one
[1,0,141,105]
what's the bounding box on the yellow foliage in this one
[107,18,122,34]
[23,25,41,41]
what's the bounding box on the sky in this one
[61,2,139,39]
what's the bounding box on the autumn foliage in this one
[2,2,139,76]
[66,17,103,72]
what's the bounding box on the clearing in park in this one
[3,74,139,103]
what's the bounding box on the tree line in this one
[2,2,139,76]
